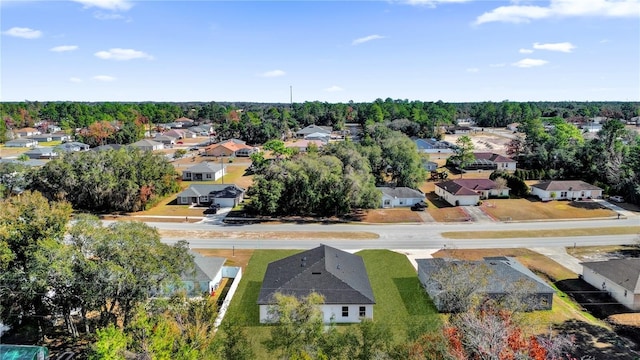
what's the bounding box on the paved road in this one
[106,216,640,250]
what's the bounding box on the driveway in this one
[528,247,583,274]
[594,199,638,218]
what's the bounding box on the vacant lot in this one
[480,198,617,221]
[220,249,440,358]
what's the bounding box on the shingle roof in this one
[132,139,163,147]
[258,245,375,305]
[184,162,225,174]
[296,125,332,135]
[377,186,425,199]
[581,258,640,293]
[436,179,503,195]
[531,180,602,192]
[473,152,516,163]
[186,252,226,283]
[176,184,245,198]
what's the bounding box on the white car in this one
[609,195,624,203]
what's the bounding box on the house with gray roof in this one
[55,141,90,153]
[24,147,58,159]
[258,245,375,323]
[377,186,425,208]
[176,184,245,207]
[180,252,226,297]
[581,258,640,311]
[414,138,454,154]
[435,179,509,206]
[530,180,602,201]
[91,144,125,152]
[417,257,554,312]
[131,139,164,151]
[295,124,332,138]
[182,162,226,181]
[4,138,38,148]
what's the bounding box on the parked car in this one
[609,195,625,203]
[209,203,221,209]
[411,202,427,211]
[203,208,217,215]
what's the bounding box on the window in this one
[206,174,212,179]
[560,191,567,198]
[359,306,366,317]
[342,306,349,317]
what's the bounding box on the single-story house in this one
[446,126,472,134]
[417,257,554,312]
[28,134,53,142]
[131,139,164,151]
[530,180,603,201]
[91,144,125,152]
[15,127,40,137]
[174,117,195,127]
[182,162,226,181]
[203,139,256,157]
[189,125,214,136]
[24,147,58,159]
[304,132,331,143]
[377,186,425,208]
[295,124,332,138]
[435,179,509,206]
[179,252,226,297]
[4,138,38,148]
[471,153,517,171]
[258,245,375,324]
[285,139,325,153]
[50,132,71,142]
[154,135,177,147]
[176,184,245,207]
[581,259,640,311]
[424,161,438,172]
[56,141,90,153]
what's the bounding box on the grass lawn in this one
[220,249,440,358]
[442,226,640,239]
[480,198,617,221]
[361,208,424,223]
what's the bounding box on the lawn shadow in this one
[568,201,609,211]
[392,277,438,316]
[425,191,452,209]
[555,278,633,319]
[237,280,262,326]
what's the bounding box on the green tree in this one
[89,324,128,360]
[263,139,293,160]
[218,319,255,360]
[450,135,475,177]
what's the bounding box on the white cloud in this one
[352,34,386,46]
[93,11,125,20]
[69,77,83,83]
[2,27,42,39]
[519,48,534,54]
[50,45,79,52]
[93,75,116,82]
[72,0,132,11]
[476,0,640,24]
[260,70,286,78]
[533,42,576,53]
[512,58,549,68]
[466,68,479,73]
[95,48,153,60]
[324,85,344,92]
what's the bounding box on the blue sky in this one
[2,0,639,103]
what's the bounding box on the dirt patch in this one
[480,198,617,221]
[193,248,253,270]
[360,208,424,223]
[159,229,379,240]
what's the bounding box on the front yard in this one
[480,198,617,221]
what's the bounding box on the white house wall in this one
[583,269,639,311]
[260,304,373,324]
[532,188,602,201]
[436,187,479,206]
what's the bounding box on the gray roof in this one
[296,125,332,135]
[176,184,245,198]
[581,258,640,293]
[131,139,163,148]
[258,245,375,305]
[417,256,554,301]
[184,252,226,283]
[184,162,225,174]
[531,180,602,192]
[25,147,56,155]
[92,144,125,151]
[377,186,425,199]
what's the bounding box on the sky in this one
[1,0,639,103]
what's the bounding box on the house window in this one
[206,174,212,179]
[359,306,366,317]
[342,306,349,317]
[624,290,627,297]
[384,199,391,206]
[560,191,567,198]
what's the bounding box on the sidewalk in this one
[593,199,638,218]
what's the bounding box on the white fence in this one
[213,266,243,330]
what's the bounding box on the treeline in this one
[2,100,637,144]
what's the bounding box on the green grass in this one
[220,249,441,357]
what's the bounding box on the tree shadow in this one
[425,192,452,209]
[554,319,640,359]
[392,277,438,316]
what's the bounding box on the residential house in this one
[413,138,454,154]
[424,161,438,172]
[507,123,520,132]
[154,135,177,147]
[435,179,509,206]
[203,139,256,157]
[581,259,640,311]
[180,252,226,297]
[304,132,331,143]
[446,126,473,134]
[176,184,245,207]
[182,162,226,181]
[4,138,38,148]
[24,147,58,159]
[285,139,325,153]
[28,134,53,142]
[56,141,90,153]
[530,180,603,201]
[377,186,425,208]
[131,139,164,151]
[50,132,71,142]
[417,257,554,312]
[15,127,40,137]
[91,144,125,152]
[295,124,332,138]
[471,153,517,171]
[189,125,214,136]
[258,245,375,324]
[175,117,195,127]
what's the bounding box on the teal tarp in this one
[0,345,49,360]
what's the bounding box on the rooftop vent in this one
[301,262,306,267]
